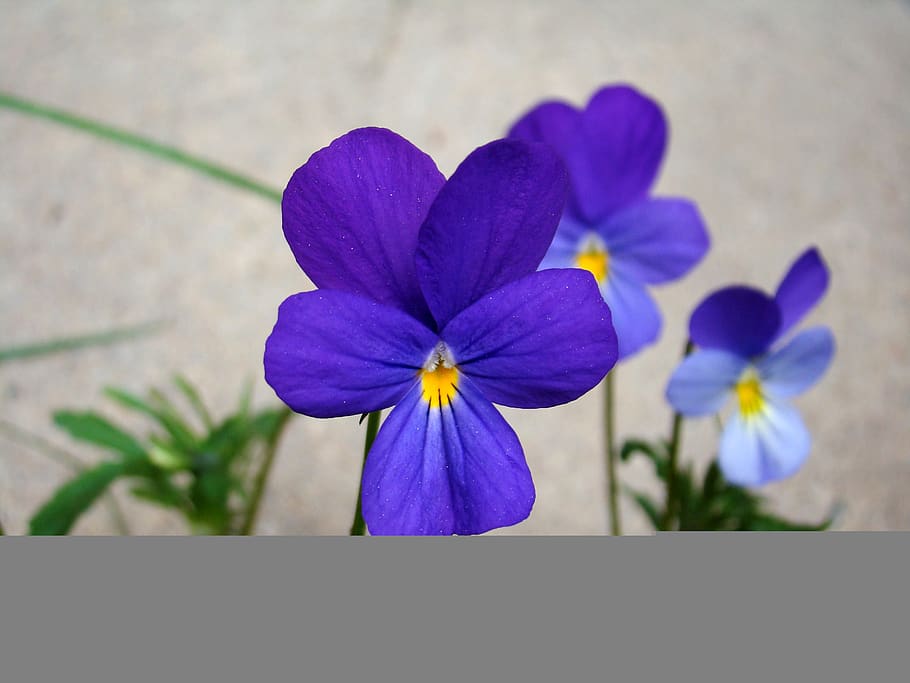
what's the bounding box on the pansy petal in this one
[602,268,662,360]
[443,269,617,409]
[572,84,668,222]
[665,349,747,416]
[416,138,569,329]
[757,326,835,398]
[507,99,581,160]
[361,378,535,535]
[689,286,781,358]
[264,290,437,418]
[718,398,811,487]
[774,247,830,339]
[601,198,710,284]
[282,127,443,325]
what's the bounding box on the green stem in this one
[604,371,621,536]
[350,411,381,536]
[662,339,695,531]
[240,408,294,535]
[0,91,282,203]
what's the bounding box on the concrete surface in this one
[1,0,908,534]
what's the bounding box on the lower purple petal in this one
[718,398,811,487]
[361,378,535,535]
[601,197,710,285]
[602,269,662,361]
[689,286,781,358]
[264,290,437,418]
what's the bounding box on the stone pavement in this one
[1,1,908,533]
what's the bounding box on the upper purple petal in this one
[689,286,781,358]
[281,127,443,325]
[573,84,668,222]
[361,378,535,535]
[416,138,568,329]
[264,289,437,418]
[600,198,710,285]
[442,268,617,409]
[507,100,590,221]
[774,247,830,340]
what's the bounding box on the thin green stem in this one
[662,339,695,531]
[0,91,282,203]
[604,371,621,536]
[240,407,294,535]
[0,320,165,364]
[350,411,381,536]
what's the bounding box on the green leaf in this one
[619,439,669,479]
[0,321,164,364]
[625,487,663,530]
[53,411,146,461]
[173,374,214,429]
[29,461,126,534]
[104,386,197,450]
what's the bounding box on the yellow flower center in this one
[735,374,765,419]
[575,249,609,283]
[421,365,459,409]
[574,233,610,283]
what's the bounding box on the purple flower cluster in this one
[264,128,617,535]
[508,84,710,360]
[666,248,835,486]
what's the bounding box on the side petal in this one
[442,269,617,409]
[601,198,710,284]
[282,127,443,325]
[602,267,662,361]
[665,349,747,416]
[361,379,535,536]
[689,286,781,358]
[774,247,831,339]
[264,289,437,418]
[416,138,569,329]
[573,84,668,222]
[757,326,835,398]
[718,399,811,487]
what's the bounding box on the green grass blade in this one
[29,461,127,535]
[0,320,165,364]
[173,375,214,430]
[0,91,282,203]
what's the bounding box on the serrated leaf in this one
[53,411,146,461]
[29,461,127,534]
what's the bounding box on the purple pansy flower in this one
[666,248,835,486]
[508,84,710,360]
[264,127,618,535]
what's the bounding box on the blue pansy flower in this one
[666,248,835,486]
[264,128,618,535]
[508,83,710,360]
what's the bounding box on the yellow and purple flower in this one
[264,128,618,534]
[508,84,710,360]
[666,248,835,486]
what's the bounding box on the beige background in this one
[1,0,908,534]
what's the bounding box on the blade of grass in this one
[0,320,165,364]
[173,375,214,430]
[0,91,282,203]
